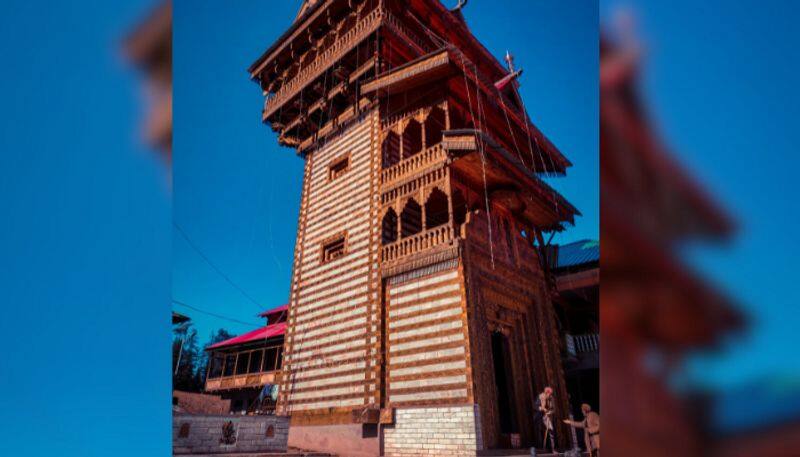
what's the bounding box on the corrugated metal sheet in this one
[208,322,286,350]
[556,239,599,269]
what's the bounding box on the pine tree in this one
[197,328,235,386]
[173,324,201,392]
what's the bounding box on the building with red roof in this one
[204,304,288,414]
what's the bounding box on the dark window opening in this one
[402,120,423,158]
[223,354,236,377]
[382,208,398,244]
[322,234,346,262]
[276,347,284,369]
[264,347,279,372]
[400,198,423,238]
[425,106,446,147]
[382,131,401,168]
[236,352,250,375]
[362,423,378,438]
[248,350,263,373]
[425,187,449,229]
[329,154,350,181]
[209,354,224,379]
[491,331,519,434]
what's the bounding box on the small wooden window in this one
[321,233,347,262]
[328,154,350,181]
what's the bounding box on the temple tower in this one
[248,1,578,455]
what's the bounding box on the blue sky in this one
[173,1,599,343]
[0,0,170,455]
[601,0,800,391]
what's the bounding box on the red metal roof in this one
[207,322,286,350]
[258,304,288,319]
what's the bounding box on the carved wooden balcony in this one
[205,346,282,392]
[381,225,454,263]
[380,143,447,186]
[380,166,448,205]
[263,7,384,120]
[206,371,278,392]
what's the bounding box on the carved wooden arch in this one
[384,118,405,136]
[380,203,401,220]
[400,195,422,212]
[421,183,449,205]
[415,108,431,124]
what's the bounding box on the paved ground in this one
[181,448,587,457]
[478,450,589,456]
[178,449,333,457]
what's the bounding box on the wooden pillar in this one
[445,169,455,237]
[421,121,427,151]
[396,202,402,239]
[420,188,427,231]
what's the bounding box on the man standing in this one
[537,386,557,453]
[563,403,600,457]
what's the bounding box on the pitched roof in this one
[207,322,287,350]
[258,304,288,319]
[295,0,323,22]
[556,239,599,270]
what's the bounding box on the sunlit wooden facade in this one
[249,1,578,454]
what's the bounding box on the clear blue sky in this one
[0,0,171,455]
[173,0,599,347]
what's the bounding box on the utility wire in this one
[172,299,261,328]
[173,221,263,311]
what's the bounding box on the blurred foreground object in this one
[600,29,743,457]
[124,0,172,160]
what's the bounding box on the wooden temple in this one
[249,1,579,455]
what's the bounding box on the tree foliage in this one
[172,323,233,392]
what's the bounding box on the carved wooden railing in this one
[381,225,454,263]
[380,143,446,185]
[205,369,279,392]
[380,167,447,205]
[263,7,384,119]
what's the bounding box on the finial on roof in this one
[451,0,468,13]
[504,50,516,72]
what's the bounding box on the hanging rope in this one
[516,89,562,225]
[458,51,495,269]
[497,90,527,167]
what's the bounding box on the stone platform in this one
[173,414,290,455]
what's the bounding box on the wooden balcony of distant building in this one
[205,345,283,393]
